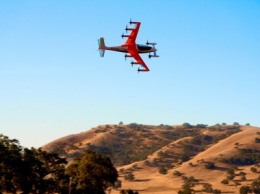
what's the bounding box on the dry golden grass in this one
[43,125,260,194]
[111,126,260,194]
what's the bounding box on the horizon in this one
[1,1,260,148]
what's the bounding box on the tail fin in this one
[98,37,106,57]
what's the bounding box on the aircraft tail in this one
[98,37,106,57]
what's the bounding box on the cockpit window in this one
[137,44,152,51]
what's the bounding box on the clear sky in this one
[1,1,260,148]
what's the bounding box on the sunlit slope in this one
[42,124,260,193]
[43,124,240,165]
[112,126,260,194]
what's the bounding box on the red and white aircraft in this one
[98,20,159,72]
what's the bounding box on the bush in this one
[124,173,135,181]
[203,183,213,192]
[213,189,221,194]
[255,138,260,143]
[182,123,193,129]
[251,167,257,173]
[173,170,182,176]
[221,179,229,185]
[240,186,251,194]
[158,166,167,174]
[205,162,215,169]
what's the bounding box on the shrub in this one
[205,162,215,169]
[158,166,167,174]
[202,183,213,193]
[182,123,193,129]
[173,170,182,177]
[221,179,229,185]
[213,189,221,194]
[255,138,260,143]
[124,173,135,181]
[240,186,251,194]
[251,167,257,173]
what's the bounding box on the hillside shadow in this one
[212,166,228,171]
[135,179,150,182]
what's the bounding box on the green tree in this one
[213,189,221,194]
[66,149,118,194]
[120,189,139,194]
[221,179,229,185]
[173,170,182,176]
[240,186,251,194]
[124,173,135,181]
[205,162,215,169]
[158,166,167,174]
[178,183,194,194]
[251,167,257,173]
[21,147,69,194]
[182,123,193,129]
[0,134,23,194]
[252,178,260,193]
[203,183,213,193]
[113,180,121,190]
[0,134,68,194]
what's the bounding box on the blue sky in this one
[1,1,260,148]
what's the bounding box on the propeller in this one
[121,33,124,39]
[146,40,149,45]
[129,18,132,25]
[125,25,128,33]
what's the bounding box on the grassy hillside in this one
[43,123,240,166]
[43,124,260,193]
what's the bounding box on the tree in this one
[124,173,135,181]
[178,183,194,194]
[0,134,68,194]
[213,189,221,194]
[252,178,260,193]
[113,180,122,190]
[205,162,215,169]
[251,167,257,173]
[158,166,167,174]
[221,179,229,185]
[173,170,182,177]
[0,134,23,194]
[120,190,139,194]
[182,123,193,129]
[240,186,251,194]
[20,147,68,194]
[203,183,213,193]
[66,149,118,194]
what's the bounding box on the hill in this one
[42,124,260,193]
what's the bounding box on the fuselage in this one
[106,44,157,54]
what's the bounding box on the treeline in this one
[222,148,260,165]
[0,134,118,194]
